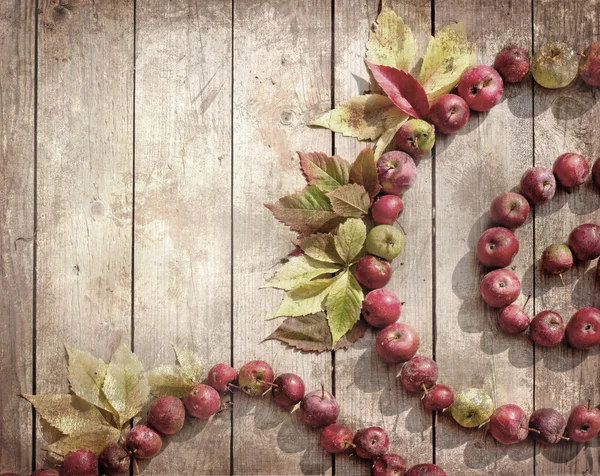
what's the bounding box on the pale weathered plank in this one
[533,1,600,473]
[134,1,232,473]
[333,0,435,474]
[0,0,35,473]
[36,0,133,466]
[232,1,333,474]
[434,1,535,473]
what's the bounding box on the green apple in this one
[450,388,494,428]
[365,225,404,261]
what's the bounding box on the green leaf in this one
[325,271,364,345]
[265,185,341,235]
[146,365,197,398]
[299,152,350,192]
[102,343,150,428]
[366,7,416,73]
[299,233,343,264]
[173,346,202,385]
[334,218,367,264]
[349,146,382,199]
[270,277,338,319]
[263,254,341,291]
[327,184,371,218]
[374,111,409,159]
[418,22,476,102]
[65,345,112,413]
[43,425,121,457]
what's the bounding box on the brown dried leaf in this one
[298,152,350,192]
[43,425,121,457]
[327,184,371,218]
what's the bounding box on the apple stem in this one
[523,294,531,310]
[588,399,592,411]
[228,383,242,391]
[478,419,490,429]
[133,457,140,476]
[321,383,325,400]
[523,427,540,434]
[559,274,565,286]
[422,384,429,394]
[399,224,407,236]
[555,434,570,441]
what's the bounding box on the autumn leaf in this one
[270,277,339,319]
[334,218,367,264]
[262,254,341,291]
[418,22,476,102]
[44,425,120,457]
[65,345,113,414]
[325,271,364,345]
[374,110,409,159]
[265,185,341,235]
[146,365,197,398]
[349,146,381,199]
[299,152,350,192]
[335,319,369,350]
[102,343,150,428]
[173,346,202,385]
[327,184,371,218]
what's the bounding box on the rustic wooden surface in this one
[1,0,599,475]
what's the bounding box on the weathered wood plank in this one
[36,0,133,466]
[232,1,333,474]
[0,0,35,473]
[533,1,600,473]
[333,1,434,473]
[134,1,232,473]
[434,1,535,473]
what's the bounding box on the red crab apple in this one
[320,423,354,454]
[457,65,504,112]
[395,119,436,158]
[480,269,521,308]
[372,453,407,476]
[489,192,530,229]
[520,166,556,205]
[354,255,392,289]
[476,227,519,268]
[553,153,590,188]
[99,445,130,476]
[353,426,390,459]
[428,93,470,135]
[377,151,417,195]
[272,373,305,408]
[362,288,402,328]
[530,310,565,347]
[541,244,573,275]
[63,449,99,476]
[238,360,274,396]
[399,356,438,393]
[498,304,530,334]
[422,384,455,412]
[376,322,420,363]
[147,395,186,435]
[0,473,19,476]
[207,363,238,392]
[31,471,60,476]
[366,225,404,261]
[566,405,600,442]
[529,408,567,444]
[300,388,339,427]
[494,45,530,83]
[568,224,600,261]
[406,464,446,476]
[592,158,600,188]
[126,425,162,459]
[565,307,600,350]
[371,194,404,225]
[489,404,529,444]
[579,42,600,87]
[184,384,221,418]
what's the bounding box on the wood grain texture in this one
[134,1,232,473]
[232,1,333,474]
[434,1,535,473]
[0,0,35,472]
[333,1,434,473]
[36,0,133,466]
[533,1,600,474]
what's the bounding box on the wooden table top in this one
[1,0,599,474]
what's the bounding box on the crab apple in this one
[371,194,404,225]
[520,166,556,205]
[377,151,417,195]
[565,307,600,350]
[494,45,530,83]
[184,384,221,418]
[428,93,470,135]
[450,388,494,428]
[366,225,405,261]
[238,360,274,396]
[531,42,578,89]
[207,363,238,393]
[319,423,354,454]
[126,425,162,459]
[272,373,305,408]
[399,356,438,393]
[553,153,590,188]
[147,395,185,435]
[362,288,402,328]
[579,42,600,87]
[31,471,60,476]
[529,408,567,444]
[406,464,446,476]
[99,445,130,476]
[480,269,521,308]
[354,255,392,289]
[568,224,600,261]
[498,304,530,334]
[0,473,19,476]
[372,453,407,476]
[541,244,573,275]
[457,65,504,112]
[376,322,420,363]
[395,119,436,158]
[592,158,600,188]
[530,310,565,347]
[353,427,389,459]
[476,227,519,268]
[422,384,455,412]
[63,449,98,476]
[489,192,530,229]
[300,388,339,427]
[489,404,529,444]
[566,405,600,443]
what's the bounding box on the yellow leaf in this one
[374,111,409,159]
[65,345,113,413]
[299,233,343,265]
[334,218,367,264]
[270,277,338,319]
[325,271,364,345]
[262,254,341,291]
[44,425,120,457]
[366,7,416,73]
[173,346,202,386]
[147,365,197,398]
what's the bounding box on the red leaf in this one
[365,60,429,119]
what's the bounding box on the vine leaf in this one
[65,345,113,414]
[327,184,371,218]
[299,152,350,192]
[146,365,196,398]
[299,233,344,265]
[262,254,341,291]
[173,346,202,385]
[349,146,382,199]
[333,218,367,265]
[270,277,339,320]
[325,271,364,345]
[43,426,121,457]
